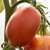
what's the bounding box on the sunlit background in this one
[0,0,50,50]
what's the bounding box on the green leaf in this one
[0,0,4,13]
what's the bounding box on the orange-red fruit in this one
[24,35,50,50]
[6,2,41,47]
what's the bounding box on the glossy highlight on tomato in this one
[6,2,41,47]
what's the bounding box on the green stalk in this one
[11,0,30,10]
[31,0,36,7]
[3,0,13,43]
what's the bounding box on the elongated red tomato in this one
[24,35,50,50]
[6,2,41,47]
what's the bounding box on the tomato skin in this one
[24,36,50,50]
[6,2,41,47]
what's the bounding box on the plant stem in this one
[3,0,13,43]
[11,0,17,5]
[11,0,30,10]
[31,0,36,7]
[11,0,17,12]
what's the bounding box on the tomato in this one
[24,35,50,50]
[6,2,41,47]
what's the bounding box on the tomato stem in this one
[3,0,11,43]
[31,0,36,7]
[3,0,17,44]
[11,0,30,11]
